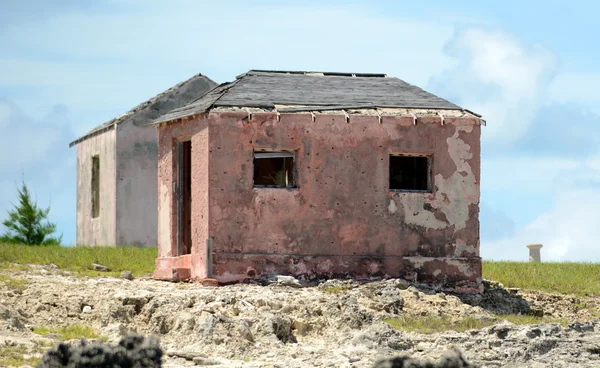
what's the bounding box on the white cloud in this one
[483,160,600,262]
[431,28,558,144]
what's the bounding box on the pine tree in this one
[0,180,62,246]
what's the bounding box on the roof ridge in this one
[247,70,387,78]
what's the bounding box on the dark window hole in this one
[389,155,431,192]
[253,151,297,188]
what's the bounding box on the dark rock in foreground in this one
[37,334,162,368]
[373,348,476,368]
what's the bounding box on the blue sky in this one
[1,0,599,261]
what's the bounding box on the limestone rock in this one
[274,275,302,288]
[121,270,135,280]
[5,267,600,367]
[92,263,110,272]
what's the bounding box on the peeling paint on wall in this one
[388,198,397,214]
[398,125,479,232]
[154,112,482,292]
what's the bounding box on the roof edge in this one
[69,123,116,147]
[150,104,482,127]
[69,73,216,147]
[150,79,242,126]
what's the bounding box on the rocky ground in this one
[2,264,600,367]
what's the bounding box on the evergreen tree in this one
[0,180,62,246]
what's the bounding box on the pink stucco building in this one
[69,74,216,246]
[151,70,485,292]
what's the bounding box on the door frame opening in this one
[176,138,192,256]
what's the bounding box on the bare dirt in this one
[2,265,600,367]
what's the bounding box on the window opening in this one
[253,151,296,188]
[91,155,100,218]
[389,155,431,192]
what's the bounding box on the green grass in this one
[1,244,598,296]
[496,314,568,327]
[0,274,28,291]
[0,345,42,367]
[384,315,492,334]
[385,314,569,334]
[0,243,156,277]
[33,324,105,341]
[483,261,600,296]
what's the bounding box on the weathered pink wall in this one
[155,111,482,291]
[115,122,158,247]
[155,118,209,280]
[76,129,117,246]
[206,112,481,290]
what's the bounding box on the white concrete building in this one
[69,74,217,246]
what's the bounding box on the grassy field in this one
[483,261,600,296]
[384,314,568,334]
[0,243,156,277]
[1,243,599,296]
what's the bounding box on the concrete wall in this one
[115,122,158,247]
[206,112,481,291]
[155,119,210,280]
[113,74,217,248]
[154,111,482,291]
[76,129,117,246]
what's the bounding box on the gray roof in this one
[153,70,477,125]
[70,73,218,147]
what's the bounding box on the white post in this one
[526,243,543,262]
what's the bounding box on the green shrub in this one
[1,180,62,245]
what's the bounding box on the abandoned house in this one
[151,70,485,292]
[69,74,217,246]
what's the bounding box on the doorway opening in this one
[176,139,192,255]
